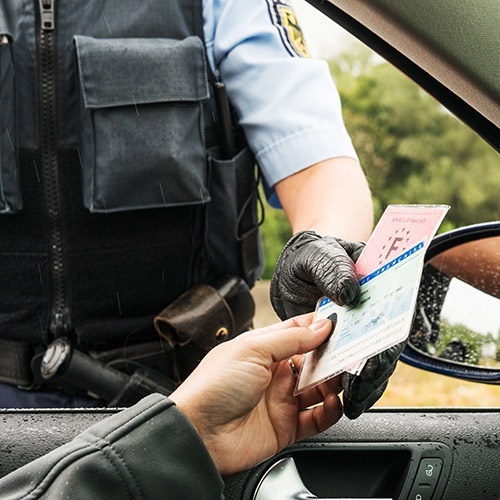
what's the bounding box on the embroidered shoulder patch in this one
[266,0,310,57]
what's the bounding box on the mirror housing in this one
[401,221,500,384]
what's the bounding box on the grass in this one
[375,361,500,407]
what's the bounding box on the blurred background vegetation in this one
[259,44,500,278]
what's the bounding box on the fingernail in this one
[309,319,331,332]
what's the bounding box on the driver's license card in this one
[294,204,450,395]
[355,204,451,278]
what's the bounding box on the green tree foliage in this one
[259,44,499,278]
[330,45,500,226]
[259,191,292,279]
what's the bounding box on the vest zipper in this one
[37,0,72,337]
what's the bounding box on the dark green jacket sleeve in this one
[0,394,224,499]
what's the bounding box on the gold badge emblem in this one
[267,0,310,58]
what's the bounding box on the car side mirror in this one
[401,222,500,384]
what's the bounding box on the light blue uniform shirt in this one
[202,0,358,206]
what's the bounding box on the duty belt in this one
[0,339,34,387]
[0,337,176,406]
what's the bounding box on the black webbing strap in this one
[0,339,34,386]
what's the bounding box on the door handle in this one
[253,457,391,500]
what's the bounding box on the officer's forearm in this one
[275,157,374,242]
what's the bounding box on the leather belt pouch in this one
[154,275,254,349]
[153,275,255,379]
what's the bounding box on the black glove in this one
[342,339,407,419]
[270,230,405,419]
[270,231,365,319]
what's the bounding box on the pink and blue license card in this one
[355,204,451,278]
[295,204,449,395]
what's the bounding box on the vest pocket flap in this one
[74,35,209,109]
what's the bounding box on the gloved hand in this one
[342,339,407,419]
[270,230,405,419]
[270,230,365,319]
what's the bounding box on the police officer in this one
[0,0,397,418]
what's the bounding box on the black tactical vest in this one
[0,0,260,351]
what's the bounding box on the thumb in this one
[244,318,333,364]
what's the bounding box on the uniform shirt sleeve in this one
[203,0,358,205]
[0,394,224,499]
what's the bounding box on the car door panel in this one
[1,409,498,499]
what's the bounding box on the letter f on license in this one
[385,236,404,260]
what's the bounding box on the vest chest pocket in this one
[74,35,211,213]
[0,36,22,213]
